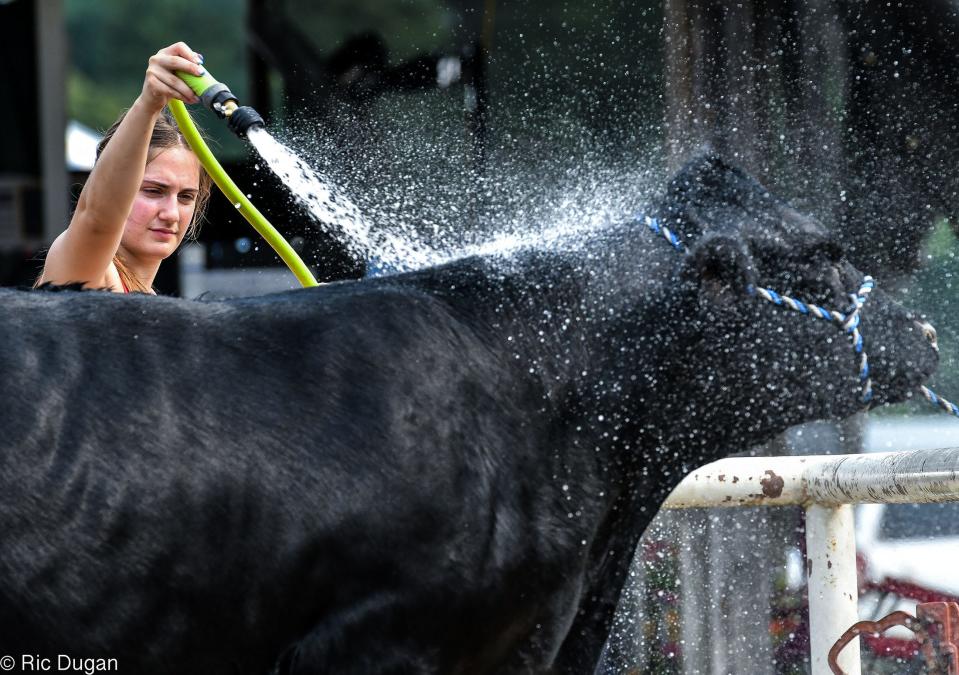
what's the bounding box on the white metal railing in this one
[662,447,959,675]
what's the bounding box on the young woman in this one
[37,42,212,293]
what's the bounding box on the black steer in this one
[0,155,937,674]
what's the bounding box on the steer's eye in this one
[808,239,844,263]
[786,260,845,307]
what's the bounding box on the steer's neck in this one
[401,236,688,443]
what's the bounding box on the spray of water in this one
[246,114,664,274]
[247,127,437,271]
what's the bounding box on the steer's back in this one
[0,283,570,673]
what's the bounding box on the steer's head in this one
[630,154,939,455]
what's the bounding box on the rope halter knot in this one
[753,275,875,405]
[842,278,875,404]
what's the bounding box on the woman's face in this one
[121,146,201,260]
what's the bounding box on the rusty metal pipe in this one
[663,447,959,509]
[808,504,861,675]
[660,447,959,675]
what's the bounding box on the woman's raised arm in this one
[39,42,204,289]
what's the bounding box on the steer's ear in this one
[681,233,757,306]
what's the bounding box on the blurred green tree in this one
[66,0,246,153]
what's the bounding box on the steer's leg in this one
[550,483,668,674]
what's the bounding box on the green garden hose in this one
[170,70,318,288]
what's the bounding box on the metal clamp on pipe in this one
[176,68,265,138]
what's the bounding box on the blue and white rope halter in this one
[640,213,959,417]
[920,385,959,417]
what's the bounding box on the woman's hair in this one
[97,107,213,292]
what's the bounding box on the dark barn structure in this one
[665,0,959,279]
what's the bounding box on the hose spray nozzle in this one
[177,68,265,139]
